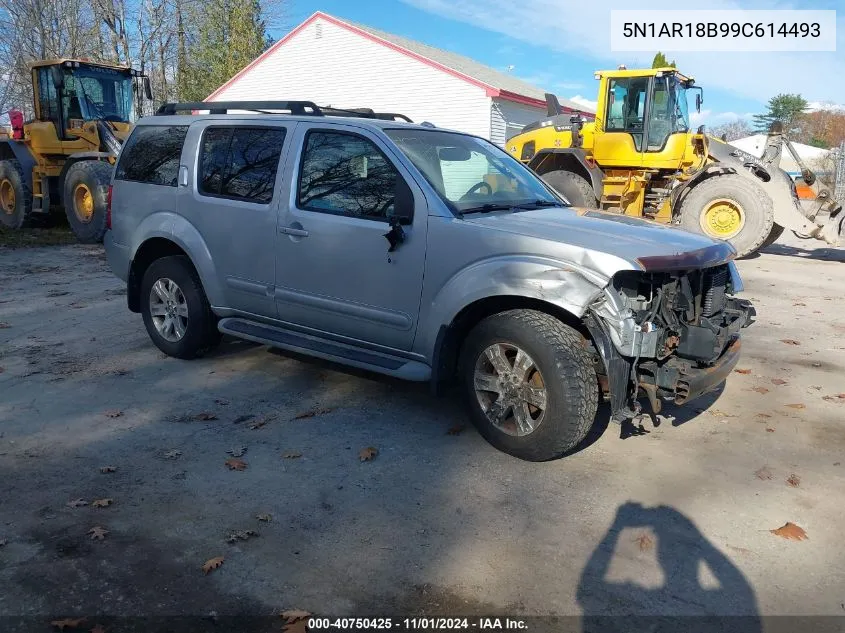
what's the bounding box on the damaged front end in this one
[584,261,755,422]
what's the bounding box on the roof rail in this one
[155,101,413,122]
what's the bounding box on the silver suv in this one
[104,100,755,461]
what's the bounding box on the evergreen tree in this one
[752,93,808,133]
[181,0,267,100]
[651,52,676,68]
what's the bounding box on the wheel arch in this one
[0,141,36,190]
[528,148,603,196]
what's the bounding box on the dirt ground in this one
[1,232,844,631]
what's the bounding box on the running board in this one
[217,317,431,381]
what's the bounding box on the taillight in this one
[106,185,113,229]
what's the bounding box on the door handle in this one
[279,226,309,237]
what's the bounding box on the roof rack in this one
[155,101,413,122]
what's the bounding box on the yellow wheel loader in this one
[0,59,151,242]
[507,66,843,257]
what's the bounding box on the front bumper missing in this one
[644,337,742,405]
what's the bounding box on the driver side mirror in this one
[390,176,414,226]
[143,76,153,101]
[50,66,64,91]
[695,93,702,113]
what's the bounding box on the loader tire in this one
[760,224,785,249]
[63,160,111,244]
[0,159,34,230]
[678,174,774,258]
[541,170,598,208]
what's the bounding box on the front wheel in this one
[63,161,112,243]
[677,174,774,258]
[541,170,598,208]
[459,309,598,461]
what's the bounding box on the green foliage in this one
[651,52,676,68]
[179,0,268,101]
[753,93,808,133]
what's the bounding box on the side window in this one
[199,127,286,203]
[297,131,399,221]
[37,68,60,124]
[605,77,649,151]
[115,125,188,186]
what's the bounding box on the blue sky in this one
[274,0,844,127]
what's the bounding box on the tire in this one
[677,174,774,258]
[541,170,598,208]
[140,255,222,359]
[0,159,34,229]
[760,224,785,249]
[459,309,598,461]
[62,160,111,243]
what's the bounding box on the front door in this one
[274,123,428,351]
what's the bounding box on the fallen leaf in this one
[786,474,801,488]
[756,413,772,419]
[751,386,769,394]
[225,458,247,471]
[281,610,312,623]
[0,322,11,329]
[50,618,87,630]
[163,449,182,459]
[232,414,254,424]
[770,522,808,541]
[193,412,218,421]
[226,529,258,543]
[634,533,653,551]
[708,409,737,418]
[91,498,113,508]
[248,418,267,430]
[733,368,752,375]
[67,498,88,508]
[785,403,806,410]
[292,408,332,420]
[793,302,806,307]
[726,545,751,556]
[447,425,465,435]
[822,393,845,403]
[754,466,773,480]
[100,466,117,474]
[359,447,378,461]
[281,450,302,459]
[771,378,788,386]
[255,513,272,522]
[214,398,230,406]
[780,339,801,346]
[226,446,247,458]
[202,556,224,574]
[87,526,108,541]
[766,428,775,433]
[103,410,123,418]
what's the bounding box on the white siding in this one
[490,98,546,148]
[213,17,492,139]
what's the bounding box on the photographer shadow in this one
[577,503,761,633]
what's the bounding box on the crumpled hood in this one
[462,206,736,273]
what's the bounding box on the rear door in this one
[180,120,291,316]
[273,123,428,351]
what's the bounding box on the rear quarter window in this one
[115,125,188,186]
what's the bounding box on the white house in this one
[207,11,594,147]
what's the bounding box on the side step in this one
[218,317,431,381]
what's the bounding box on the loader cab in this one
[593,68,699,169]
[30,60,150,145]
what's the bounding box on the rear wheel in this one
[541,170,598,208]
[140,256,222,359]
[459,309,598,461]
[0,159,33,229]
[677,174,773,258]
[63,161,111,243]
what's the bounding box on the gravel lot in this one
[0,234,844,631]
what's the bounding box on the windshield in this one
[62,66,135,123]
[384,128,562,214]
